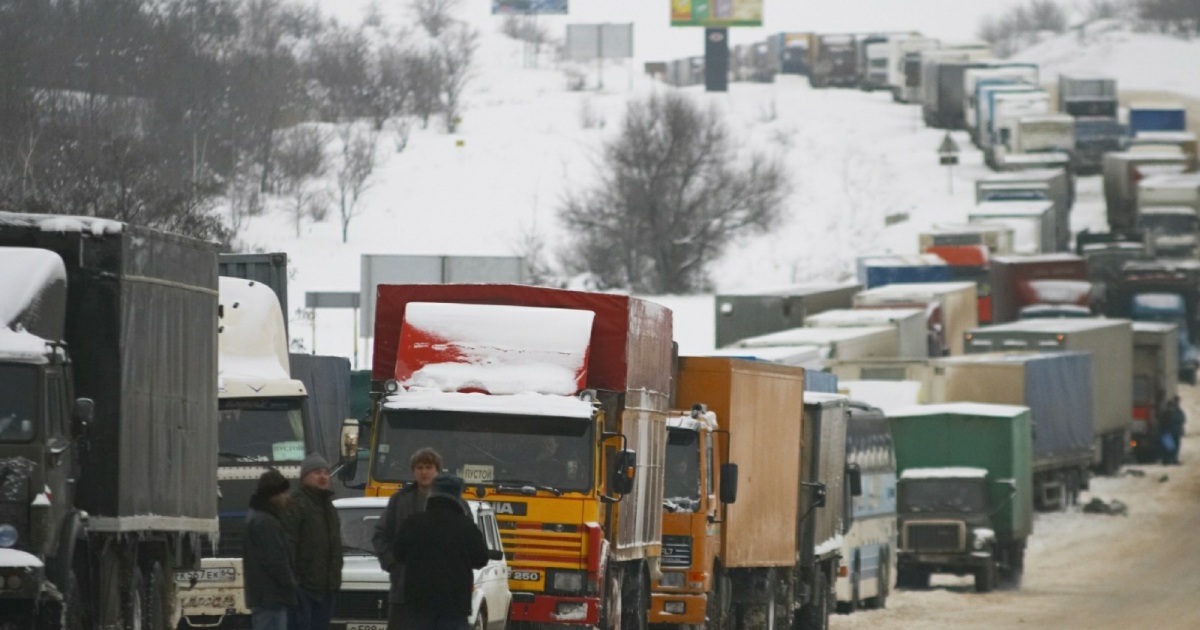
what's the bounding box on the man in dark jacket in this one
[283,453,343,630]
[393,473,489,630]
[373,447,442,630]
[244,469,297,630]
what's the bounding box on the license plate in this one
[343,625,386,630]
[175,567,236,584]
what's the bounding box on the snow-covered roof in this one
[838,380,924,412]
[0,248,65,332]
[855,282,976,299]
[1139,205,1198,216]
[970,317,1129,334]
[901,467,989,480]
[993,253,1081,264]
[1132,322,1178,334]
[970,200,1055,217]
[0,211,123,235]
[805,308,923,327]
[733,326,894,349]
[0,327,50,362]
[889,402,1030,418]
[804,392,848,406]
[218,277,291,382]
[1132,293,1186,310]
[383,389,595,419]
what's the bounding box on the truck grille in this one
[661,535,693,568]
[333,591,390,621]
[903,521,965,553]
[498,520,585,571]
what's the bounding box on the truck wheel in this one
[125,564,146,630]
[602,567,622,630]
[705,564,731,630]
[620,565,648,630]
[974,563,996,593]
[145,558,170,630]
[63,565,88,630]
[865,555,889,610]
[794,570,827,630]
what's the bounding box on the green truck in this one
[888,403,1034,593]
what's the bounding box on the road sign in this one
[937,132,959,156]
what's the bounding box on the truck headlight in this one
[972,527,995,550]
[659,571,685,588]
[0,525,18,548]
[551,570,585,594]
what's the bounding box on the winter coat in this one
[393,496,489,617]
[243,495,298,609]
[282,484,343,597]
[372,484,425,604]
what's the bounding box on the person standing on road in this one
[1164,395,1187,465]
[373,447,443,630]
[392,473,489,630]
[283,453,343,630]
[244,469,297,630]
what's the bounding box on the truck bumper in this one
[649,592,707,624]
[510,594,600,625]
[899,551,993,575]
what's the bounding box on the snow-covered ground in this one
[231,2,1197,364]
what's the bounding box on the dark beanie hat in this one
[301,453,331,479]
[256,468,290,498]
[429,473,468,515]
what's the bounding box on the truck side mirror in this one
[810,482,827,508]
[337,418,360,483]
[719,463,738,504]
[610,449,637,496]
[847,463,863,497]
[72,398,93,436]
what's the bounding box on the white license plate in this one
[344,625,386,630]
[175,567,237,583]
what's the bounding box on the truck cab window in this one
[0,365,38,441]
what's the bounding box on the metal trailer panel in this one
[675,358,805,568]
[887,405,1034,541]
[1132,323,1179,441]
[1057,75,1117,110]
[0,215,218,525]
[800,395,849,564]
[289,354,351,466]
[1129,106,1187,135]
[826,359,936,401]
[1138,173,1200,211]
[963,318,1133,438]
[975,169,1073,251]
[219,253,289,331]
[1104,152,1193,230]
[969,200,1057,255]
[854,282,978,355]
[988,254,1089,324]
[804,369,839,393]
[805,308,927,358]
[934,353,1094,468]
[713,283,860,348]
[928,61,991,129]
[857,260,954,289]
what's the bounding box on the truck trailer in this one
[1131,322,1180,463]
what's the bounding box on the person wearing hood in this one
[244,469,297,630]
[283,453,343,630]
[392,473,489,630]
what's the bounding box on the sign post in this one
[938,132,960,195]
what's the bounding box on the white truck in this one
[886,36,938,102]
[985,91,1053,168]
[853,282,979,355]
[970,200,1058,255]
[176,277,314,628]
[804,308,928,358]
[963,65,1039,145]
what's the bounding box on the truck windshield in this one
[665,429,702,511]
[899,479,988,514]
[1140,213,1199,235]
[218,398,306,463]
[0,365,37,442]
[376,409,594,493]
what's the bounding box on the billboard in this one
[493,0,568,14]
[671,0,763,27]
[566,23,634,61]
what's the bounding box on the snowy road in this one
[831,384,1200,629]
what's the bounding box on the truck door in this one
[43,368,73,549]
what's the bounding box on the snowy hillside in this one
[233,2,1193,364]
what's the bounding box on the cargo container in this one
[989,254,1090,323]
[827,359,937,402]
[975,168,1074,252]
[835,401,897,614]
[0,213,218,627]
[963,318,1133,475]
[920,223,1015,255]
[964,65,1039,143]
[1128,102,1188,135]
[1073,117,1127,174]
[1128,131,1199,167]
[884,36,938,102]
[1103,151,1193,230]
[933,352,1093,511]
[969,200,1057,255]
[1131,322,1180,463]
[714,283,861,348]
[809,34,858,88]
[922,59,993,129]
[976,83,1042,149]
[855,254,952,289]
[805,308,928,358]
[1109,260,1200,384]
[798,393,853,626]
[854,282,978,355]
[730,326,900,364]
[983,91,1053,168]
[888,404,1034,592]
[1057,75,1118,116]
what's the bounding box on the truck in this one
[933,352,1093,511]
[652,357,815,630]
[853,281,978,355]
[964,65,1039,144]
[884,36,938,102]
[1103,151,1193,231]
[835,401,896,613]
[772,33,813,76]
[969,200,1058,255]
[998,114,1075,170]
[975,83,1042,149]
[0,212,218,628]
[1136,173,1200,258]
[983,91,1052,168]
[175,277,316,628]
[1057,75,1123,174]
[988,254,1091,323]
[975,168,1075,252]
[888,403,1034,592]
[1109,260,1200,384]
[808,34,858,88]
[1128,131,1199,168]
[714,283,861,348]
[920,223,1015,255]
[962,317,1133,476]
[349,284,674,630]
[1128,102,1188,136]
[854,254,952,289]
[804,308,928,358]
[1131,322,1180,463]
[1057,75,1118,117]
[922,59,993,129]
[729,326,900,365]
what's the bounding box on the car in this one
[332,497,512,630]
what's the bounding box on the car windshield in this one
[900,478,988,514]
[664,429,701,508]
[337,506,384,556]
[375,409,593,493]
[218,398,306,463]
[0,364,37,442]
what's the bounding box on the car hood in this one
[342,555,390,588]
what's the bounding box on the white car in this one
[332,497,512,630]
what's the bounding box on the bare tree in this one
[559,92,789,294]
[409,45,445,129]
[274,125,329,237]
[333,124,379,243]
[1139,0,1200,33]
[411,0,460,38]
[440,23,479,134]
[978,0,1070,56]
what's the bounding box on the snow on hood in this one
[384,389,595,419]
[901,467,989,480]
[0,211,123,236]
[0,327,50,362]
[0,548,44,568]
[0,248,66,333]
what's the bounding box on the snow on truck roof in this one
[0,248,65,330]
[969,317,1130,334]
[901,467,989,480]
[889,402,1030,418]
[0,327,50,362]
[733,325,895,349]
[805,308,923,327]
[0,211,123,235]
[384,389,596,419]
[218,277,291,383]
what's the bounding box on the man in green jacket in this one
[283,453,343,630]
